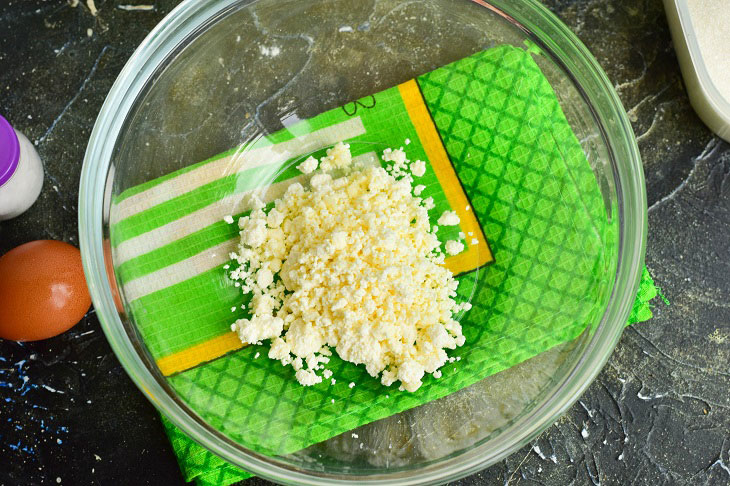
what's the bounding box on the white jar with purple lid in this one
[0,114,44,220]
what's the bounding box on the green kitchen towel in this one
[164,268,659,485]
[109,44,660,483]
[161,416,254,486]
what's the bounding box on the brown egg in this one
[0,240,91,341]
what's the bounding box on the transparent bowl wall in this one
[79,0,646,484]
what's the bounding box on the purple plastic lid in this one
[0,114,20,187]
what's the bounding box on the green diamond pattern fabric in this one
[627,267,661,325]
[167,267,659,485]
[109,44,660,484]
[161,416,253,485]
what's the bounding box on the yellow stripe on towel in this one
[157,332,244,376]
[398,79,493,274]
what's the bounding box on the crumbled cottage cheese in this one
[319,142,352,171]
[437,210,460,226]
[445,240,465,256]
[381,147,411,181]
[410,160,426,177]
[296,156,318,174]
[229,143,468,392]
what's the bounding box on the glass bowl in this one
[78,0,646,484]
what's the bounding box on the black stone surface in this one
[1,0,728,485]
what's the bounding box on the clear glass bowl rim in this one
[78,0,647,484]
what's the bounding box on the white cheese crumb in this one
[383,147,407,165]
[240,218,267,247]
[331,399,335,403]
[433,370,442,379]
[414,184,426,196]
[223,215,234,224]
[465,205,471,211]
[445,240,465,255]
[382,147,412,181]
[233,315,284,344]
[256,268,274,289]
[320,142,352,171]
[310,173,332,190]
[467,231,473,236]
[410,160,426,177]
[349,382,355,389]
[247,193,265,210]
[296,156,318,174]
[86,28,93,37]
[471,238,478,245]
[267,208,284,228]
[432,225,439,233]
[397,360,424,392]
[404,138,411,145]
[231,307,237,312]
[458,232,465,239]
[352,433,359,438]
[254,352,260,358]
[437,210,460,226]
[296,368,322,386]
[228,143,468,391]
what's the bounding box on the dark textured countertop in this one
[1,0,728,485]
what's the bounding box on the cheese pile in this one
[228,143,470,392]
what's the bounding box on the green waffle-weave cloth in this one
[162,268,659,486]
